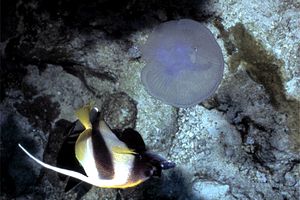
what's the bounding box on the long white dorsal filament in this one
[18,144,98,186]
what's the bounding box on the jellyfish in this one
[141,19,224,108]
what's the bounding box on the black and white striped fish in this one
[18,104,175,188]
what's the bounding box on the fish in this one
[18,104,175,189]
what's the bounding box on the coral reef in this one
[1,0,299,199]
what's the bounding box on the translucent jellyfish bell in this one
[141,19,224,108]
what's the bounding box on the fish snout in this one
[161,160,176,170]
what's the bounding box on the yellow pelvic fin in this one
[117,179,144,189]
[75,102,94,129]
[75,129,92,162]
[101,179,144,189]
[112,146,137,155]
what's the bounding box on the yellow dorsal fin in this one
[75,102,94,129]
[112,146,137,155]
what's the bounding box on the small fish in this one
[19,104,175,188]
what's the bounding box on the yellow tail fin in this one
[75,103,94,129]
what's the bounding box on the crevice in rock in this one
[214,19,300,152]
[4,37,117,96]
[166,108,180,158]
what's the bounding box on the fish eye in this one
[144,168,154,177]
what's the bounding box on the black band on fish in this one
[92,128,114,179]
[114,128,147,153]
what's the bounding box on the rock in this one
[102,92,137,130]
[207,0,300,100]
[0,104,47,196]
[192,181,231,200]
[81,187,117,200]
[284,172,296,187]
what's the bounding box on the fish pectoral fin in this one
[112,146,137,155]
[75,102,94,129]
[18,144,98,186]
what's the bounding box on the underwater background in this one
[1,0,299,199]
